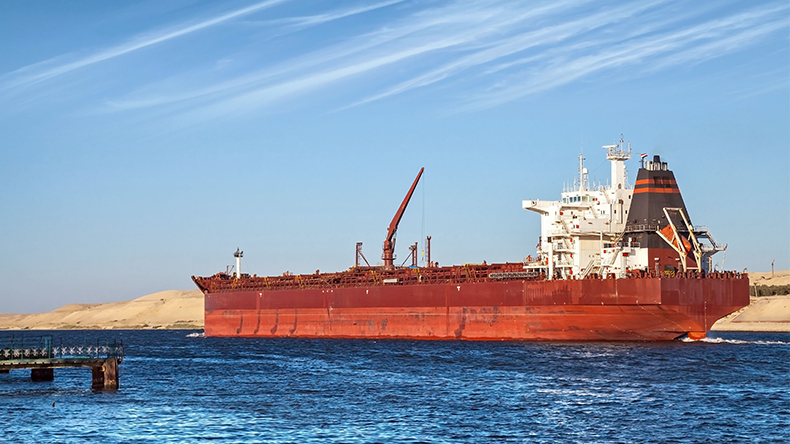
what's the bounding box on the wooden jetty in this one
[0,335,124,389]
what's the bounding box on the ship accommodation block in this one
[524,141,724,280]
[523,138,636,279]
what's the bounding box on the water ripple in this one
[1,330,788,443]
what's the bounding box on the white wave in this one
[186,332,205,338]
[680,337,789,345]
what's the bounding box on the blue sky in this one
[1,0,788,313]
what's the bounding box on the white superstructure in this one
[522,135,636,279]
[522,135,726,280]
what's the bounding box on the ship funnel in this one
[646,155,669,171]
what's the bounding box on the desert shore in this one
[0,290,203,331]
[711,270,790,333]
[0,271,787,332]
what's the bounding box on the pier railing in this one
[0,335,124,362]
[0,335,124,389]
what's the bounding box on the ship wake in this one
[680,337,789,345]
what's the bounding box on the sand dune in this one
[0,290,203,330]
[748,270,790,287]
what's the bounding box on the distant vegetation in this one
[750,285,790,297]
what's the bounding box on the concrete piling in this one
[31,368,54,381]
[91,358,119,389]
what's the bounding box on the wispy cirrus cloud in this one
[249,0,406,30]
[463,2,790,110]
[105,0,590,116]
[101,0,431,113]
[2,0,787,122]
[0,0,290,91]
[342,0,666,110]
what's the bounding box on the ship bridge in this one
[524,137,728,280]
[523,135,634,279]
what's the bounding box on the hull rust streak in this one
[200,276,748,341]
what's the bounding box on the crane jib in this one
[382,167,424,270]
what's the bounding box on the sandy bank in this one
[0,290,203,330]
[748,270,790,287]
[710,270,790,332]
[712,294,790,332]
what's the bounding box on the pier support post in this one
[31,368,54,381]
[91,358,119,389]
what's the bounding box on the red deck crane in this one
[382,167,424,270]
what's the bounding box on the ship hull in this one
[202,277,748,341]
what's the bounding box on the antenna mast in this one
[602,133,632,189]
[233,248,243,279]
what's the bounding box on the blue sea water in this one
[1,330,788,443]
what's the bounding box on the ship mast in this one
[383,168,424,270]
[233,248,243,279]
[602,133,631,189]
[577,153,588,191]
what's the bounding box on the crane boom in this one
[382,167,424,270]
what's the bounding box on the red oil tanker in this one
[193,136,748,341]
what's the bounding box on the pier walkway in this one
[0,335,124,389]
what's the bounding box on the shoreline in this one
[710,295,790,333]
[0,290,203,331]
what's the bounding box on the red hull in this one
[200,276,749,341]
